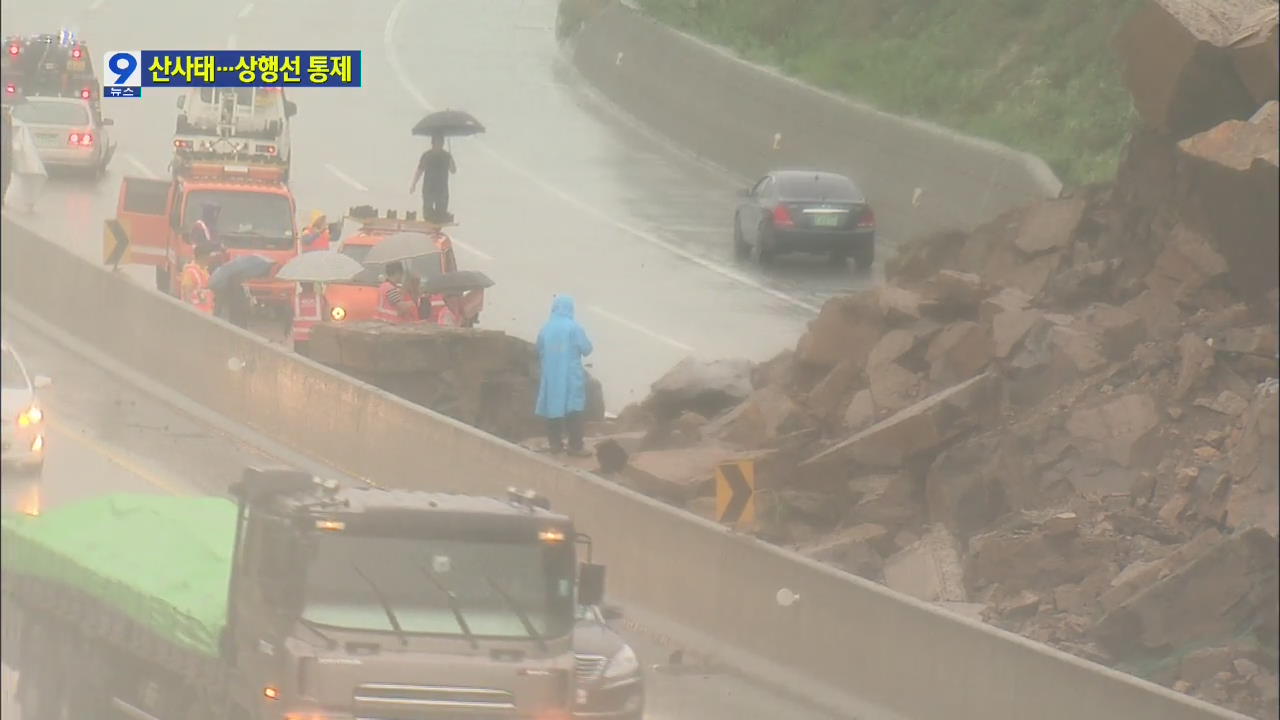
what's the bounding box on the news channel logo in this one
[102,50,362,96]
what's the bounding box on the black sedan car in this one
[733,170,876,268]
[573,604,644,719]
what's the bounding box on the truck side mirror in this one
[284,100,297,118]
[578,562,606,607]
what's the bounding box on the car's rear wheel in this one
[733,215,749,259]
[853,238,874,272]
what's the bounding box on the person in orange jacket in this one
[180,244,215,314]
[426,293,460,326]
[299,211,331,252]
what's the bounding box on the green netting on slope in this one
[1,494,238,657]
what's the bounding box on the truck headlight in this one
[602,644,638,679]
[17,405,43,427]
[330,306,346,321]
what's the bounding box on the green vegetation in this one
[638,0,1143,185]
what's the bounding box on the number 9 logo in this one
[105,51,140,86]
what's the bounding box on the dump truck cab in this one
[224,468,599,719]
[106,158,298,308]
[322,207,486,327]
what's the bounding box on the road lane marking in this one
[324,163,369,192]
[237,2,255,18]
[48,418,187,496]
[586,304,695,353]
[123,154,157,178]
[383,0,821,316]
[449,238,492,261]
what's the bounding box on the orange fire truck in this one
[321,207,485,327]
[103,156,298,309]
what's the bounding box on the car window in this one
[12,101,90,126]
[2,348,30,389]
[777,174,860,201]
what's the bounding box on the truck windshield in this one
[186,191,293,250]
[302,533,575,641]
[340,245,447,285]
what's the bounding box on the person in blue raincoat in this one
[535,295,593,455]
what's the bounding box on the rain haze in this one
[0,0,1276,719]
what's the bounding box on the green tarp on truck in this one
[1,493,237,657]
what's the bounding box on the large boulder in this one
[644,357,753,421]
[794,291,885,370]
[965,526,1120,595]
[1013,196,1088,257]
[721,386,806,448]
[926,435,1014,541]
[1065,393,1163,468]
[307,322,600,441]
[804,372,1004,470]
[1094,527,1279,660]
[1115,0,1276,138]
[925,321,994,384]
[1174,109,1280,300]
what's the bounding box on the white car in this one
[10,95,115,175]
[1,341,51,476]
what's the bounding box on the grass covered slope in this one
[639,0,1142,185]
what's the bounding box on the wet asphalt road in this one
[2,0,882,412]
[0,311,843,720]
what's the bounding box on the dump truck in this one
[104,156,299,310]
[1,467,607,719]
[2,31,100,109]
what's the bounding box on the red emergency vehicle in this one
[104,156,298,309]
[320,208,485,328]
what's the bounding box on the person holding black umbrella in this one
[409,134,456,223]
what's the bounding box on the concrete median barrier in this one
[567,3,1063,244]
[0,221,1243,720]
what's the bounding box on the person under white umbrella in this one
[5,115,48,212]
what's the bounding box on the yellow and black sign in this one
[102,218,129,268]
[715,460,756,528]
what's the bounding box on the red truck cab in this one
[106,161,298,307]
[320,209,484,327]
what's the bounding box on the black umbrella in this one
[411,109,485,138]
[422,270,494,295]
[210,254,274,293]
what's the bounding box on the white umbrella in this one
[276,250,365,283]
[362,232,441,265]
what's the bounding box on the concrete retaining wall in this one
[568,3,1063,243]
[0,221,1243,720]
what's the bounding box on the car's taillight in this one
[80,86,91,99]
[4,83,16,95]
[857,207,876,230]
[257,144,277,155]
[68,131,93,146]
[71,45,83,60]
[6,43,20,57]
[772,204,795,228]
[174,139,193,150]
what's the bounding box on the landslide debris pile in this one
[308,322,604,442]
[591,2,1279,716]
